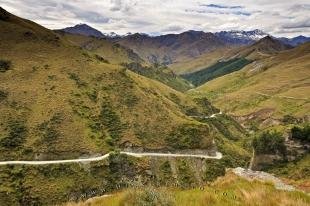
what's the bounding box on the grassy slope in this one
[169,48,233,75]
[0,8,252,206]
[0,8,209,160]
[67,172,310,206]
[0,8,249,160]
[190,43,310,119]
[58,32,144,65]
[60,33,192,92]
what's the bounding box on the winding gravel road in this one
[0,151,223,166]
[189,111,223,119]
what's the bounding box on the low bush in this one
[252,131,286,155]
[166,124,207,149]
[177,160,195,188]
[119,187,175,206]
[37,113,63,141]
[94,54,110,64]
[291,124,310,142]
[0,60,11,72]
[0,90,8,102]
[0,120,27,148]
[99,102,125,145]
[204,160,226,181]
[68,72,87,87]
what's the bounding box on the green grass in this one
[181,58,252,86]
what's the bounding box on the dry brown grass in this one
[66,173,310,206]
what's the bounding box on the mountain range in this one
[58,24,309,66]
[60,24,309,47]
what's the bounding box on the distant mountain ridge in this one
[278,35,310,47]
[59,24,310,47]
[58,24,309,65]
[57,23,106,38]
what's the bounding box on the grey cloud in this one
[288,4,310,12]
[200,4,244,9]
[185,9,251,16]
[62,4,110,23]
[283,19,310,29]
[161,25,184,32]
[110,0,122,11]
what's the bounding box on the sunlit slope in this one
[174,36,292,83]
[169,36,290,75]
[169,48,234,75]
[58,32,144,65]
[58,33,193,92]
[0,7,247,161]
[191,42,310,119]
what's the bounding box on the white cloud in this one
[0,0,309,37]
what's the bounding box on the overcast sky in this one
[1,0,309,37]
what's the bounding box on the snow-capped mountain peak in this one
[215,29,269,45]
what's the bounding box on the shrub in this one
[291,125,310,142]
[0,90,8,102]
[282,115,299,124]
[0,60,11,72]
[177,160,195,188]
[68,72,87,87]
[119,187,175,206]
[158,161,173,184]
[99,102,124,144]
[252,131,286,155]
[204,160,226,181]
[1,120,27,148]
[94,54,109,64]
[37,113,63,141]
[166,124,206,149]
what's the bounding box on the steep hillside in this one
[0,7,247,162]
[114,31,227,65]
[174,36,292,86]
[169,48,234,75]
[57,32,144,65]
[191,42,310,127]
[232,36,293,60]
[57,32,192,91]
